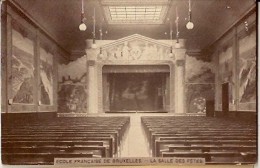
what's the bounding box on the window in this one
[101,0,170,24]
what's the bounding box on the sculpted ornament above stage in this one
[97,40,173,61]
[86,34,185,61]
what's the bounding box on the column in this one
[169,65,175,113]
[87,60,98,114]
[175,50,186,114]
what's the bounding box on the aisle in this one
[120,113,150,157]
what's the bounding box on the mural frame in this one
[5,11,39,113]
[237,19,256,111]
[4,5,59,113]
[10,19,36,105]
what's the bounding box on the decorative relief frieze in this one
[96,34,174,61]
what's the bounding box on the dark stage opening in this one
[104,73,169,112]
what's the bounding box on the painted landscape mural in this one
[238,30,256,111]
[186,84,215,113]
[214,27,256,112]
[11,29,34,104]
[58,85,87,113]
[185,55,215,113]
[40,47,54,105]
[58,55,87,113]
[185,55,215,83]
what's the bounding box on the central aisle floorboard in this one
[120,114,150,157]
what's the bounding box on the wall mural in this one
[11,29,34,104]
[40,47,54,105]
[58,55,87,113]
[238,30,256,111]
[219,46,233,82]
[186,84,215,113]
[58,84,87,113]
[185,55,215,83]
[98,40,172,61]
[58,55,87,83]
[185,55,215,113]
[218,45,235,110]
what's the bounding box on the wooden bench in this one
[3,133,117,156]
[155,139,256,157]
[149,133,256,154]
[3,145,107,157]
[2,152,94,165]
[167,145,257,153]
[2,116,130,165]
[141,116,257,164]
[2,136,114,157]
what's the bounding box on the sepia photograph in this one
[0,0,257,167]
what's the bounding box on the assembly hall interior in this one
[1,0,257,166]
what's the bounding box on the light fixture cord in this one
[100,27,103,40]
[170,21,173,41]
[81,0,84,14]
[189,0,191,12]
[100,18,104,40]
[93,8,96,40]
[188,0,192,21]
[170,20,173,52]
[175,6,179,42]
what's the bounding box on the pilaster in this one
[174,49,186,114]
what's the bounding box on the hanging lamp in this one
[79,0,87,31]
[186,0,194,30]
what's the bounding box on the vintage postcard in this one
[1,0,257,168]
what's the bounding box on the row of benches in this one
[2,116,130,165]
[141,116,257,164]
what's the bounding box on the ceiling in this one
[12,0,256,59]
